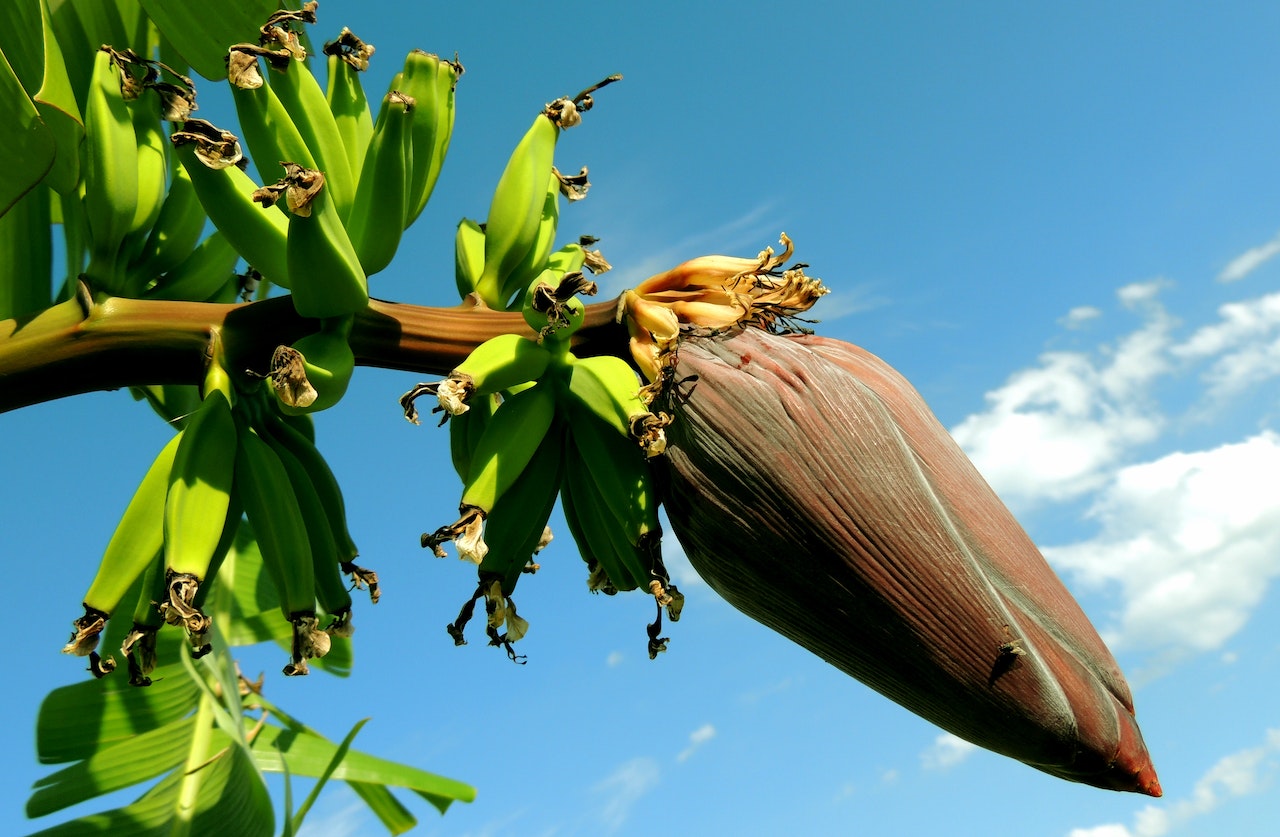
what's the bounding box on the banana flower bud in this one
[655,326,1161,796]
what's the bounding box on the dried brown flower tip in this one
[122,625,159,687]
[264,345,318,408]
[553,166,590,201]
[170,119,244,170]
[342,561,381,604]
[62,606,107,657]
[324,27,377,71]
[423,506,489,563]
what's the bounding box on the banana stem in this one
[0,283,628,413]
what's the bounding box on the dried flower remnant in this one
[324,27,377,72]
[651,325,1160,796]
[169,119,243,169]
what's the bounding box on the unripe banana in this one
[285,169,369,319]
[346,90,414,276]
[461,381,558,515]
[259,421,353,633]
[267,316,356,414]
[399,49,461,227]
[448,391,497,484]
[120,85,169,281]
[559,445,639,593]
[228,50,317,183]
[126,158,209,286]
[173,136,291,289]
[267,53,356,220]
[121,550,167,686]
[430,334,552,417]
[454,217,486,299]
[474,112,558,308]
[233,425,324,675]
[143,231,241,302]
[62,430,183,660]
[424,382,558,564]
[159,385,238,654]
[477,419,565,597]
[83,47,139,287]
[324,46,374,177]
[498,169,561,310]
[565,354,649,442]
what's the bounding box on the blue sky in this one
[4,1,1280,835]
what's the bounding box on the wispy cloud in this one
[676,724,716,763]
[592,757,661,833]
[1043,431,1280,668]
[1067,728,1280,837]
[920,733,978,771]
[1217,232,1280,282]
[950,281,1172,506]
[1060,305,1102,329]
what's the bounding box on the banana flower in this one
[653,326,1160,795]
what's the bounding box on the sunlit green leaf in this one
[36,659,199,765]
[0,184,52,318]
[0,48,54,215]
[288,718,369,835]
[250,722,477,814]
[28,736,274,837]
[27,715,198,817]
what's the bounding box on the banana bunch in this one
[456,75,619,311]
[406,212,681,659]
[62,360,378,682]
[222,10,460,272]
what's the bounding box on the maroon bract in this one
[655,326,1160,795]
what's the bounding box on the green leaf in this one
[136,0,277,81]
[35,658,200,765]
[347,781,418,836]
[28,737,274,837]
[26,715,198,817]
[288,718,369,835]
[0,47,54,215]
[249,721,477,814]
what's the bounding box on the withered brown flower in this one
[654,326,1161,796]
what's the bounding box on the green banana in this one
[477,419,565,597]
[143,231,241,302]
[267,316,356,414]
[62,430,183,660]
[431,333,553,417]
[564,354,659,449]
[448,390,497,484]
[346,89,414,276]
[256,402,379,604]
[268,52,356,220]
[498,169,561,309]
[559,443,638,593]
[424,382,558,564]
[398,49,462,227]
[474,111,559,308]
[83,47,139,288]
[172,130,291,289]
[285,167,369,319]
[118,85,169,284]
[258,419,354,635]
[126,156,209,286]
[324,34,375,177]
[160,384,238,652]
[233,423,325,675]
[228,49,317,184]
[454,217,486,299]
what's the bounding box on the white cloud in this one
[1069,728,1280,837]
[1060,305,1103,329]
[920,733,977,771]
[951,283,1173,505]
[676,723,716,762]
[1042,432,1280,662]
[593,757,661,833]
[1217,232,1280,282]
[606,650,624,667]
